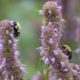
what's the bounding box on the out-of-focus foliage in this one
[0,0,80,80]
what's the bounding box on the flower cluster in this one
[0,20,24,80]
[39,1,80,80]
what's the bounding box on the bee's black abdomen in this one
[66,52,72,60]
[14,32,20,37]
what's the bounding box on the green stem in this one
[45,64,49,80]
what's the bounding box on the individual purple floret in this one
[32,71,43,80]
[0,20,24,80]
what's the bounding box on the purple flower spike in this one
[0,20,24,80]
[39,1,80,80]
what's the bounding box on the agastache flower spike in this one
[0,20,24,80]
[39,1,80,80]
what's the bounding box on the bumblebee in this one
[12,21,21,37]
[62,45,72,60]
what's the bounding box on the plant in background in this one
[0,20,24,80]
[38,1,80,80]
[76,18,80,62]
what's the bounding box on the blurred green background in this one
[0,0,80,80]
